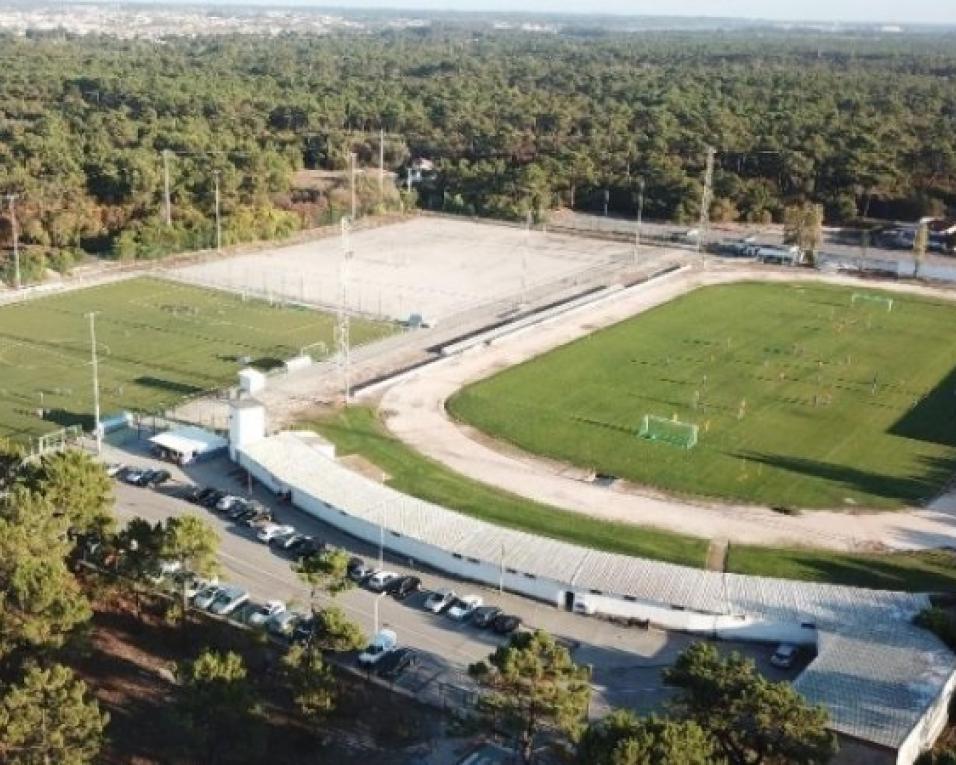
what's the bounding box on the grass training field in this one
[449,282,956,509]
[0,277,393,443]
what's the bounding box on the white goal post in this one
[638,415,699,449]
[851,292,894,312]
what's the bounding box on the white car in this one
[210,585,249,616]
[193,584,224,610]
[174,572,218,600]
[358,629,398,667]
[446,595,483,621]
[146,559,182,585]
[106,462,125,478]
[123,467,146,484]
[366,571,399,592]
[770,643,799,669]
[216,494,243,513]
[248,600,286,627]
[423,588,456,614]
[257,523,295,543]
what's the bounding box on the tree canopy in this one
[0,662,107,765]
[663,642,836,765]
[2,28,955,281]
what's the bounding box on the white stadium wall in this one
[238,445,820,641]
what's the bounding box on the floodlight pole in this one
[379,128,385,202]
[499,543,505,595]
[635,177,645,264]
[213,171,222,253]
[337,217,352,402]
[378,502,387,567]
[162,150,172,226]
[350,151,357,220]
[698,146,716,260]
[373,591,385,634]
[87,312,102,455]
[7,193,20,289]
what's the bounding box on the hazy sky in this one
[286,1,955,25]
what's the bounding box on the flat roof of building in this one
[150,425,228,456]
[240,431,956,749]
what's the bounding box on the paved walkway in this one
[375,264,956,552]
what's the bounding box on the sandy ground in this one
[171,216,633,322]
[374,262,956,552]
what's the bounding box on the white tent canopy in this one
[149,426,227,463]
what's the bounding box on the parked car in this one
[248,600,286,627]
[423,589,456,614]
[172,572,218,600]
[257,523,295,543]
[267,610,304,638]
[106,462,125,478]
[269,531,302,550]
[366,571,399,593]
[491,614,521,634]
[186,486,214,505]
[446,595,483,621]
[210,585,249,616]
[227,500,257,521]
[238,505,273,527]
[146,469,171,487]
[123,467,147,485]
[200,489,227,509]
[291,616,316,645]
[358,629,398,667]
[471,606,502,628]
[193,584,224,610]
[386,575,422,600]
[216,494,243,512]
[146,559,182,585]
[376,648,417,680]
[134,469,160,487]
[347,557,371,581]
[289,537,327,558]
[770,643,799,669]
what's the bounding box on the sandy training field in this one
[171,216,632,323]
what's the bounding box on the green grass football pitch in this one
[449,281,956,510]
[0,277,393,443]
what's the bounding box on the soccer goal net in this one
[851,293,894,312]
[638,415,699,449]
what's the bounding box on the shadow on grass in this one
[890,363,956,447]
[728,546,956,593]
[734,450,956,507]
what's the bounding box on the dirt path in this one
[374,263,956,552]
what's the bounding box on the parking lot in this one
[102,432,808,718]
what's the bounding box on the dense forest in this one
[1,27,955,278]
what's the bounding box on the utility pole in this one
[162,150,172,226]
[698,146,716,258]
[635,177,645,264]
[521,210,532,307]
[87,312,102,455]
[7,193,20,289]
[499,543,506,595]
[379,128,385,202]
[213,171,222,253]
[336,217,352,402]
[349,151,357,221]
